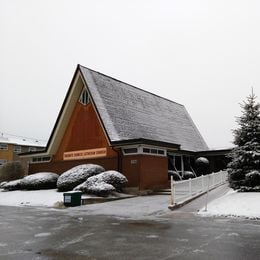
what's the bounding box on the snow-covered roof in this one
[25,64,208,157]
[0,133,47,147]
[80,65,209,152]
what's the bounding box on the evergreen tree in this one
[228,90,260,190]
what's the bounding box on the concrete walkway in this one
[70,184,230,219]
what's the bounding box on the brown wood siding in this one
[53,101,117,161]
[0,144,13,161]
[122,154,168,190]
[122,155,141,188]
[139,155,168,190]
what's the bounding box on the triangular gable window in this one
[79,88,90,105]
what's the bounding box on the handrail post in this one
[168,175,176,209]
[189,178,192,196]
[203,174,210,211]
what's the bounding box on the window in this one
[31,156,51,163]
[142,147,165,156]
[0,143,8,150]
[123,146,166,156]
[183,156,195,171]
[158,150,165,155]
[167,153,183,174]
[28,147,37,152]
[79,88,89,105]
[151,149,157,154]
[0,159,7,166]
[143,148,150,153]
[123,148,138,154]
[174,156,182,171]
[14,145,22,153]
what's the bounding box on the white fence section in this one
[169,171,228,205]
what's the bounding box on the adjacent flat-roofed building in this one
[0,133,46,170]
[21,65,228,190]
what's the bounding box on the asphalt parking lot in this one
[0,185,260,260]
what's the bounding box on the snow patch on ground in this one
[34,232,51,237]
[146,235,159,239]
[199,189,260,219]
[0,189,63,207]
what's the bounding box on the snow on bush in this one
[182,171,195,180]
[2,179,23,191]
[74,170,127,196]
[74,181,116,196]
[0,181,7,188]
[168,171,182,181]
[227,92,260,190]
[245,170,260,187]
[195,157,209,165]
[239,186,260,192]
[20,172,59,190]
[195,157,210,175]
[57,164,105,191]
[83,170,128,190]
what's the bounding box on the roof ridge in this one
[78,64,184,107]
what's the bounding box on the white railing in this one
[169,171,228,206]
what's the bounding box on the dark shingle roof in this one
[80,65,208,152]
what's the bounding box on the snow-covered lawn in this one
[199,189,260,219]
[1,186,260,220]
[0,189,63,207]
[0,188,132,208]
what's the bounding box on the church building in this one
[21,65,228,190]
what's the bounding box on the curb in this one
[81,194,135,205]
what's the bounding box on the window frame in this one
[0,159,7,165]
[14,145,22,153]
[0,143,8,150]
[122,145,166,157]
[31,156,51,164]
[28,147,37,152]
[79,88,90,105]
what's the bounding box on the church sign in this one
[63,148,107,160]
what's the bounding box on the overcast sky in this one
[1,0,259,149]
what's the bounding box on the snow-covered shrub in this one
[2,179,22,191]
[168,171,181,181]
[57,164,105,191]
[0,181,7,188]
[74,181,115,196]
[0,161,25,182]
[83,170,127,190]
[74,170,127,196]
[182,171,195,180]
[195,157,210,175]
[239,186,260,192]
[20,172,59,190]
[245,170,260,187]
[195,157,209,165]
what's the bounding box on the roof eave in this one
[19,150,47,157]
[111,138,180,150]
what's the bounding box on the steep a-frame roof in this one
[21,64,208,157]
[80,65,208,152]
